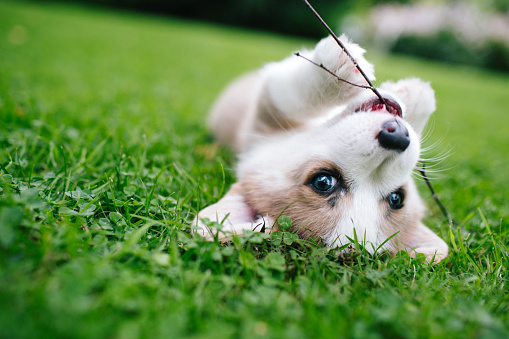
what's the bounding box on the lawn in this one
[1,1,508,338]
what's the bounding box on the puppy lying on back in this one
[196,35,448,262]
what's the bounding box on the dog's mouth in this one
[355,97,402,118]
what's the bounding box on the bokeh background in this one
[31,0,509,71]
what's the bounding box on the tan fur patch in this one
[242,159,353,242]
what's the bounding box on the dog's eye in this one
[388,190,405,210]
[312,174,337,193]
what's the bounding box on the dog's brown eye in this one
[388,189,405,210]
[311,173,337,193]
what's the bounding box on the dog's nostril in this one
[377,120,410,152]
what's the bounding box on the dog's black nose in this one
[377,120,410,152]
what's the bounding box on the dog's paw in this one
[409,247,448,264]
[401,221,448,263]
[313,35,375,86]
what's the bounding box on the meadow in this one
[0,1,508,338]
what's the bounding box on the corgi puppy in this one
[195,35,448,262]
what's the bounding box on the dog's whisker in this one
[420,138,443,152]
[420,122,450,152]
[419,154,452,166]
[419,116,437,144]
[420,137,449,153]
[420,145,455,167]
[414,159,457,183]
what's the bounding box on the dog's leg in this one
[256,35,375,128]
[209,35,375,151]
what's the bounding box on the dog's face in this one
[236,90,422,252]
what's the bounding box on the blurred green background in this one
[31,0,509,71]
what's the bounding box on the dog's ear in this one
[194,183,271,241]
[381,78,436,135]
[400,222,449,263]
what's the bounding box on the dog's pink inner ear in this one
[219,184,258,224]
[196,183,262,235]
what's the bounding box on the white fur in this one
[196,36,448,262]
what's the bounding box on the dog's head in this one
[197,78,447,259]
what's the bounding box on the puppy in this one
[195,35,448,262]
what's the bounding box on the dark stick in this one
[302,0,387,107]
[294,53,372,90]
[418,162,454,226]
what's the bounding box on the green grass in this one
[1,1,508,338]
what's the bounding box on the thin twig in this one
[294,52,372,89]
[418,162,454,226]
[302,0,387,107]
